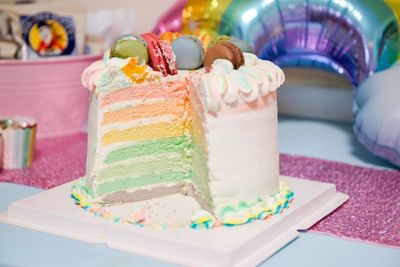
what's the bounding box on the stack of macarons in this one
[169,33,253,70]
[110,33,177,76]
[110,32,254,74]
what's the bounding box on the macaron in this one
[229,36,254,54]
[140,32,178,76]
[204,42,244,69]
[210,35,254,53]
[209,35,231,47]
[115,34,145,43]
[171,35,204,70]
[110,35,149,64]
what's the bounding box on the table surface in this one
[1,116,399,267]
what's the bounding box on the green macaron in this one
[209,35,231,47]
[110,35,149,64]
[210,35,254,54]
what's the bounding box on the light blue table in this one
[1,116,399,267]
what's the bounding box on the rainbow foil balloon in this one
[153,0,399,86]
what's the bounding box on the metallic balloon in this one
[385,0,400,60]
[152,0,186,35]
[153,0,399,86]
[354,65,400,167]
[181,0,231,36]
[385,0,400,24]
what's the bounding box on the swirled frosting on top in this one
[199,53,285,113]
[81,50,285,112]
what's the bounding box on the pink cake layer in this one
[100,82,187,108]
[100,80,277,115]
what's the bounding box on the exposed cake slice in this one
[86,81,194,202]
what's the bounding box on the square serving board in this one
[0,176,348,267]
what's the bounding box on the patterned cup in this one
[0,117,37,169]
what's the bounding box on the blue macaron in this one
[171,35,205,70]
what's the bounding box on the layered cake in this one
[72,32,293,228]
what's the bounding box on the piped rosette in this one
[190,180,294,229]
[199,52,285,113]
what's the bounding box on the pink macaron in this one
[140,32,177,76]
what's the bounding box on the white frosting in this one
[200,53,285,113]
[81,57,133,93]
[204,100,280,213]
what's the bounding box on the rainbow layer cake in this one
[72,33,293,228]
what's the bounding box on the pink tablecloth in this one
[1,133,399,247]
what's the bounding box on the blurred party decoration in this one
[154,0,400,165]
[0,10,25,59]
[153,0,399,86]
[0,132,2,171]
[0,54,100,138]
[353,65,400,167]
[153,0,186,35]
[0,117,37,169]
[385,0,400,25]
[21,11,77,59]
[385,0,400,59]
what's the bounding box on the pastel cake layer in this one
[85,81,207,205]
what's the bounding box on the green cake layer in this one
[98,153,187,181]
[96,171,191,196]
[104,136,188,164]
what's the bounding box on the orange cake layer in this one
[102,99,186,125]
[101,81,188,108]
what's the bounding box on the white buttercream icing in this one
[81,56,132,93]
[200,53,285,113]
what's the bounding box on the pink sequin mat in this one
[0,133,399,247]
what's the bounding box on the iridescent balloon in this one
[385,0,400,60]
[354,65,400,167]
[219,0,399,86]
[153,0,399,86]
[385,0,400,24]
[181,0,231,36]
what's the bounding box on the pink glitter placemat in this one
[0,133,399,247]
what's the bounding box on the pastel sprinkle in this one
[71,178,293,231]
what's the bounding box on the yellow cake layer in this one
[102,120,185,146]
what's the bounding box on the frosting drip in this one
[200,53,285,113]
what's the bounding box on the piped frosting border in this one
[71,179,293,230]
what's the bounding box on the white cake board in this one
[0,176,348,267]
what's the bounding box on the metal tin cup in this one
[0,117,37,169]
